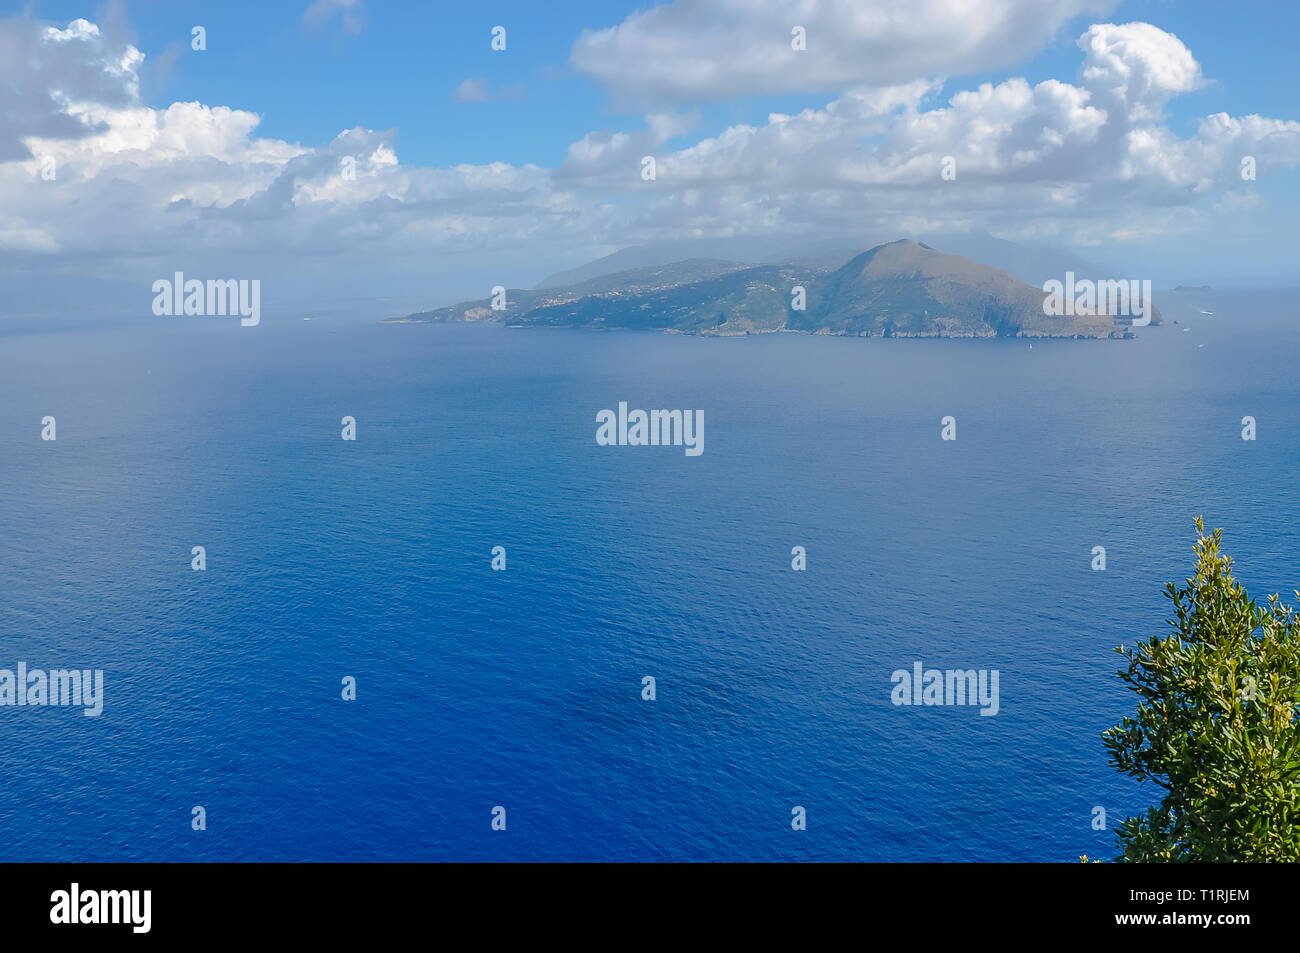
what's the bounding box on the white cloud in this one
[571,0,1117,103]
[1078,22,1205,121]
[560,22,1300,247]
[3,12,1300,306]
[0,16,143,161]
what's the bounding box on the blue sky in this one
[4,0,1300,317]
[20,0,714,171]
[15,0,1287,165]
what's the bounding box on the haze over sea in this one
[2,289,1296,861]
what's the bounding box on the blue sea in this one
[2,291,1297,862]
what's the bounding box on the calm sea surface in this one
[1,290,1297,861]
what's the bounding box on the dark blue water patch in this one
[0,294,1296,860]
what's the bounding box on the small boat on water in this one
[1199,310,1215,315]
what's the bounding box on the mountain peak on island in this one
[387,238,1155,338]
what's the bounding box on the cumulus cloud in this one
[0,17,142,161]
[0,13,574,273]
[571,0,1118,103]
[557,110,701,182]
[2,11,1299,304]
[1078,22,1205,122]
[565,22,1300,246]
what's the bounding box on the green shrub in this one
[1103,519,1300,861]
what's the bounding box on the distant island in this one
[385,239,1160,338]
[1174,285,1214,292]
